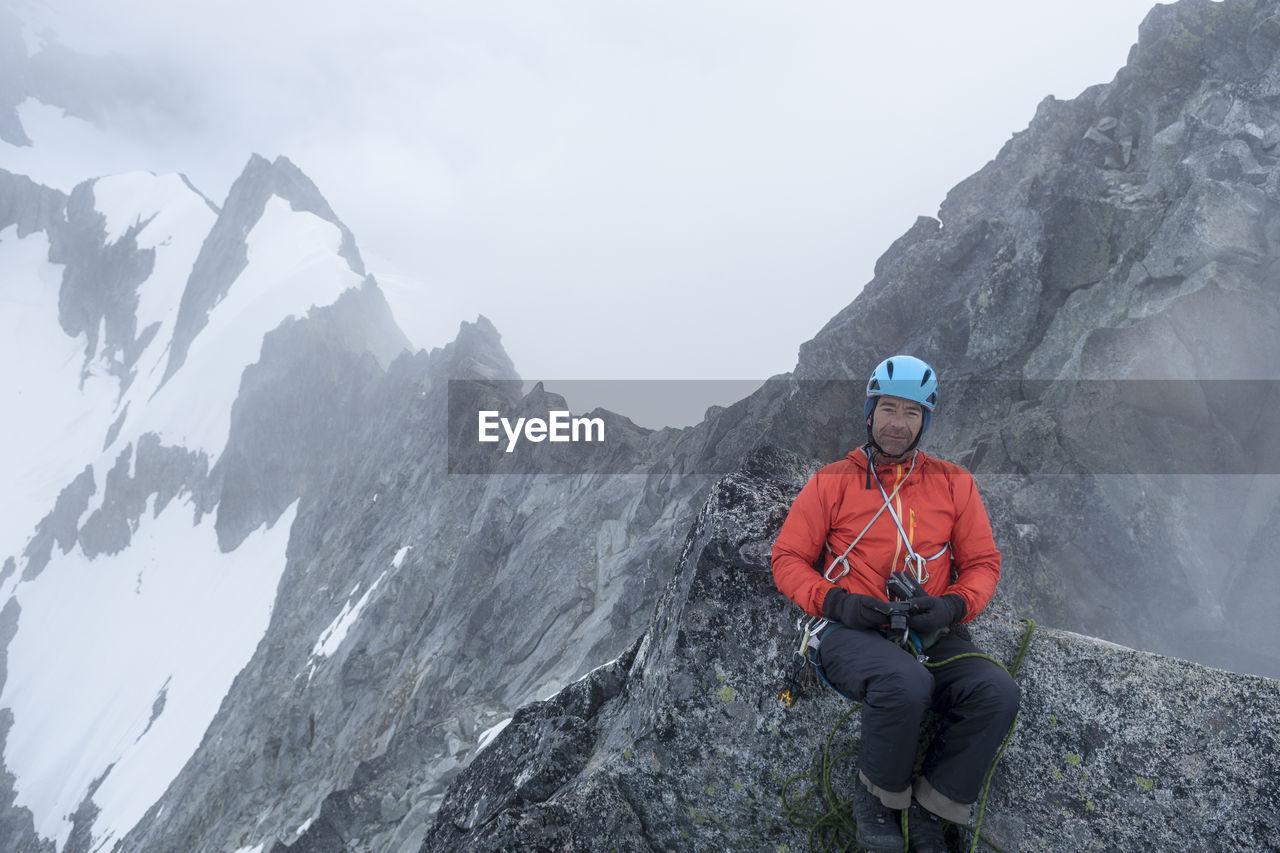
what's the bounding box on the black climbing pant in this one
[815,625,1021,811]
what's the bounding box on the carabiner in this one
[823,553,850,582]
[906,552,929,586]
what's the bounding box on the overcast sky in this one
[8,0,1159,420]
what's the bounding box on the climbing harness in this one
[778,614,832,708]
[823,451,918,583]
[780,618,1037,853]
[826,451,950,587]
[868,449,951,588]
[819,450,911,578]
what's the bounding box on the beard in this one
[869,417,920,458]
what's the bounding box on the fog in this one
[7,0,1157,397]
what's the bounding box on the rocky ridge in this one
[115,330,730,853]
[733,0,1280,676]
[421,447,1280,852]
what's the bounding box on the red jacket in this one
[771,447,1000,621]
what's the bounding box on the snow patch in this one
[0,168,212,571]
[91,171,216,432]
[312,570,388,660]
[0,226,118,566]
[3,99,142,192]
[91,171,205,245]
[91,171,214,364]
[475,717,512,754]
[391,545,411,569]
[122,195,364,464]
[0,497,298,851]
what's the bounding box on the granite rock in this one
[422,447,1280,852]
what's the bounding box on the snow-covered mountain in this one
[1,31,703,848]
[2,110,413,849]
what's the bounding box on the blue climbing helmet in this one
[864,354,938,439]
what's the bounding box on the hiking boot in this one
[852,783,903,853]
[907,801,948,853]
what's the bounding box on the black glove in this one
[906,594,966,634]
[823,588,888,630]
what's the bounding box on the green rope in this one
[781,704,862,851]
[925,618,1035,853]
[781,618,1036,853]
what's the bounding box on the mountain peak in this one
[435,314,518,382]
[162,154,367,384]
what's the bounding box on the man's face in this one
[868,395,923,458]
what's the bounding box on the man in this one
[771,355,1020,853]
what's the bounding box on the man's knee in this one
[866,660,933,709]
[972,669,1021,723]
[817,629,933,706]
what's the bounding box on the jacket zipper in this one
[890,463,904,572]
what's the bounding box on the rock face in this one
[115,322,721,853]
[421,447,1280,852]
